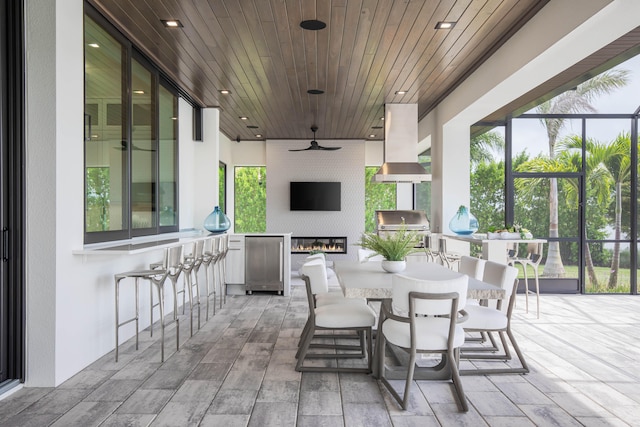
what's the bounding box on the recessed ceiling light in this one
[380,117,384,121]
[171,117,178,121]
[247,125,259,129]
[300,20,326,30]
[255,134,263,138]
[133,90,145,94]
[88,43,99,48]
[369,134,376,138]
[435,21,456,29]
[307,89,324,95]
[395,90,407,95]
[239,116,248,120]
[161,19,183,28]
[219,89,230,94]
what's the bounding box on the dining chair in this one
[296,261,376,373]
[299,258,367,308]
[458,255,487,344]
[378,274,469,411]
[508,242,543,318]
[460,261,529,375]
[357,248,384,262]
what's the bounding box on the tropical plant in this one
[534,69,630,278]
[365,167,396,232]
[471,130,505,167]
[356,224,420,261]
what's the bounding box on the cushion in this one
[382,317,465,351]
[463,305,508,331]
[315,291,367,307]
[315,304,376,328]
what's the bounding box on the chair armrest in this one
[381,299,410,323]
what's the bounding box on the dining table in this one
[332,260,506,379]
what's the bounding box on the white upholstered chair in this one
[459,256,486,280]
[378,274,469,411]
[296,260,376,373]
[461,261,529,375]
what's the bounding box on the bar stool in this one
[437,237,462,270]
[202,235,221,319]
[114,245,182,362]
[216,234,229,309]
[508,242,543,318]
[149,244,185,343]
[182,240,204,336]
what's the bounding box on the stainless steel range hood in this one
[373,103,431,183]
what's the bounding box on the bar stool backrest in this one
[166,245,184,274]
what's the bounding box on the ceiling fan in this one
[115,140,155,152]
[289,126,341,151]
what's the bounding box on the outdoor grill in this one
[375,210,430,247]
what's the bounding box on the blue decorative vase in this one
[449,206,479,235]
[204,206,230,233]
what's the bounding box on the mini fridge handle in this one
[279,241,283,282]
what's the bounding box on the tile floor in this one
[1,272,639,426]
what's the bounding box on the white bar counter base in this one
[445,234,547,264]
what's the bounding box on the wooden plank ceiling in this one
[88,0,548,142]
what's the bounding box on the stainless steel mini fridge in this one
[245,236,284,294]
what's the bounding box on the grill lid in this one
[375,210,430,231]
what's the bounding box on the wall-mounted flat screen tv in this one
[290,182,341,211]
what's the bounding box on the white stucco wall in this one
[25,0,211,386]
[265,140,366,262]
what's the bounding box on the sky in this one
[501,54,640,159]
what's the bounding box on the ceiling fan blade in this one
[319,146,341,150]
[288,147,312,151]
[114,141,155,151]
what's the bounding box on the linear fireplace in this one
[291,237,347,254]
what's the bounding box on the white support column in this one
[195,108,220,229]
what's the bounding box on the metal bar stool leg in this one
[114,275,140,362]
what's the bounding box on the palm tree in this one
[471,131,505,167]
[599,133,631,288]
[557,135,616,288]
[534,69,629,277]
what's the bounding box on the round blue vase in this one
[204,206,230,233]
[449,206,479,235]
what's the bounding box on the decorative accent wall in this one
[266,140,365,262]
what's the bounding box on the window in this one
[84,9,178,243]
[234,166,266,233]
[365,167,396,232]
[219,162,226,214]
[414,150,431,219]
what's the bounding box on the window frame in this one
[83,5,180,243]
